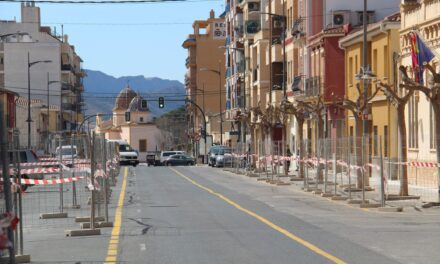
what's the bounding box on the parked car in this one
[146,151,158,166]
[159,151,185,165]
[55,145,78,160]
[108,140,139,166]
[208,145,228,166]
[8,149,43,191]
[213,148,232,167]
[163,154,195,166]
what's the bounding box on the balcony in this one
[237,61,245,74]
[271,42,282,63]
[61,83,75,93]
[62,103,76,112]
[185,56,196,67]
[304,76,321,97]
[291,76,303,95]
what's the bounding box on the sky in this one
[0,0,224,83]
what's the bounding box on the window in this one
[383,45,389,79]
[139,139,147,152]
[140,117,144,122]
[373,49,377,74]
[348,57,353,85]
[384,125,388,157]
[373,126,378,156]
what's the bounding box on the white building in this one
[0,2,85,148]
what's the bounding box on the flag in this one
[410,32,435,84]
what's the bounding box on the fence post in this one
[71,134,78,208]
[380,136,385,207]
[348,137,352,199]
[12,130,23,256]
[102,138,109,223]
[90,132,96,230]
[333,152,337,196]
[58,136,64,214]
[361,136,366,203]
[0,100,15,263]
[324,138,328,194]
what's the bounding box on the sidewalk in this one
[223,165,440,212]
[14,168,126,263]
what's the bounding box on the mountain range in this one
[83,69,185,117]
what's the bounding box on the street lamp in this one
[27,52,52,149]
[46,72,60,152]
[200,62,223,145]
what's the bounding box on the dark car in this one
[164,154,195,166]
[8,149,43,191]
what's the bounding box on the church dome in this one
[113,85,137,111]
[128,95,149,112]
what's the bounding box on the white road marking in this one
[140,243,146,251]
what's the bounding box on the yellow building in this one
[339,13,400,168]
[182,10,227,153]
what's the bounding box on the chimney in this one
[210,9,215,19]
[63,34,68,43]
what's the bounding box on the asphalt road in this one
[19,165,440,263]
[110,165,440,264]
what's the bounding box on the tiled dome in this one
[114,85,137,111]
[128,95,149,112]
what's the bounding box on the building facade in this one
[0,2,84,149]
[95,85,162,159]
[183,10,228,156]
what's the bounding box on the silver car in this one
[214,148,232,167]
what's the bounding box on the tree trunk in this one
[355,117,364,188]
[297,117,305,179]
[397,104,409,196]
[432,102,440,202]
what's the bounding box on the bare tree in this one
[332,84,380,188]
[400,64,440,199]
[376,73,414,196]
[280,100,306,179]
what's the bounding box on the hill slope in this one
[83,69,185,117]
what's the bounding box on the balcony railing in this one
[304,76,321,97]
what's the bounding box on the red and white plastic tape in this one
[19,176,84,185]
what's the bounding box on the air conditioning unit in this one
[357,11,375,25]
[331,11,350,27]
[248,2,260,12]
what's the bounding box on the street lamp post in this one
[46,72,60,152]
[200,62,223,145]
[27,52,52,149]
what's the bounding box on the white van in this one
[109,140,139,166]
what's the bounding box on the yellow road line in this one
[104,167,129,263]
[170,168,346,264]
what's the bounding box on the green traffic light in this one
[159,97,165,108]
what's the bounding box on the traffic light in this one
[125,112,130,122]
[141,99,147,109]
[201,129,206,138]
[158,97,164,108]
